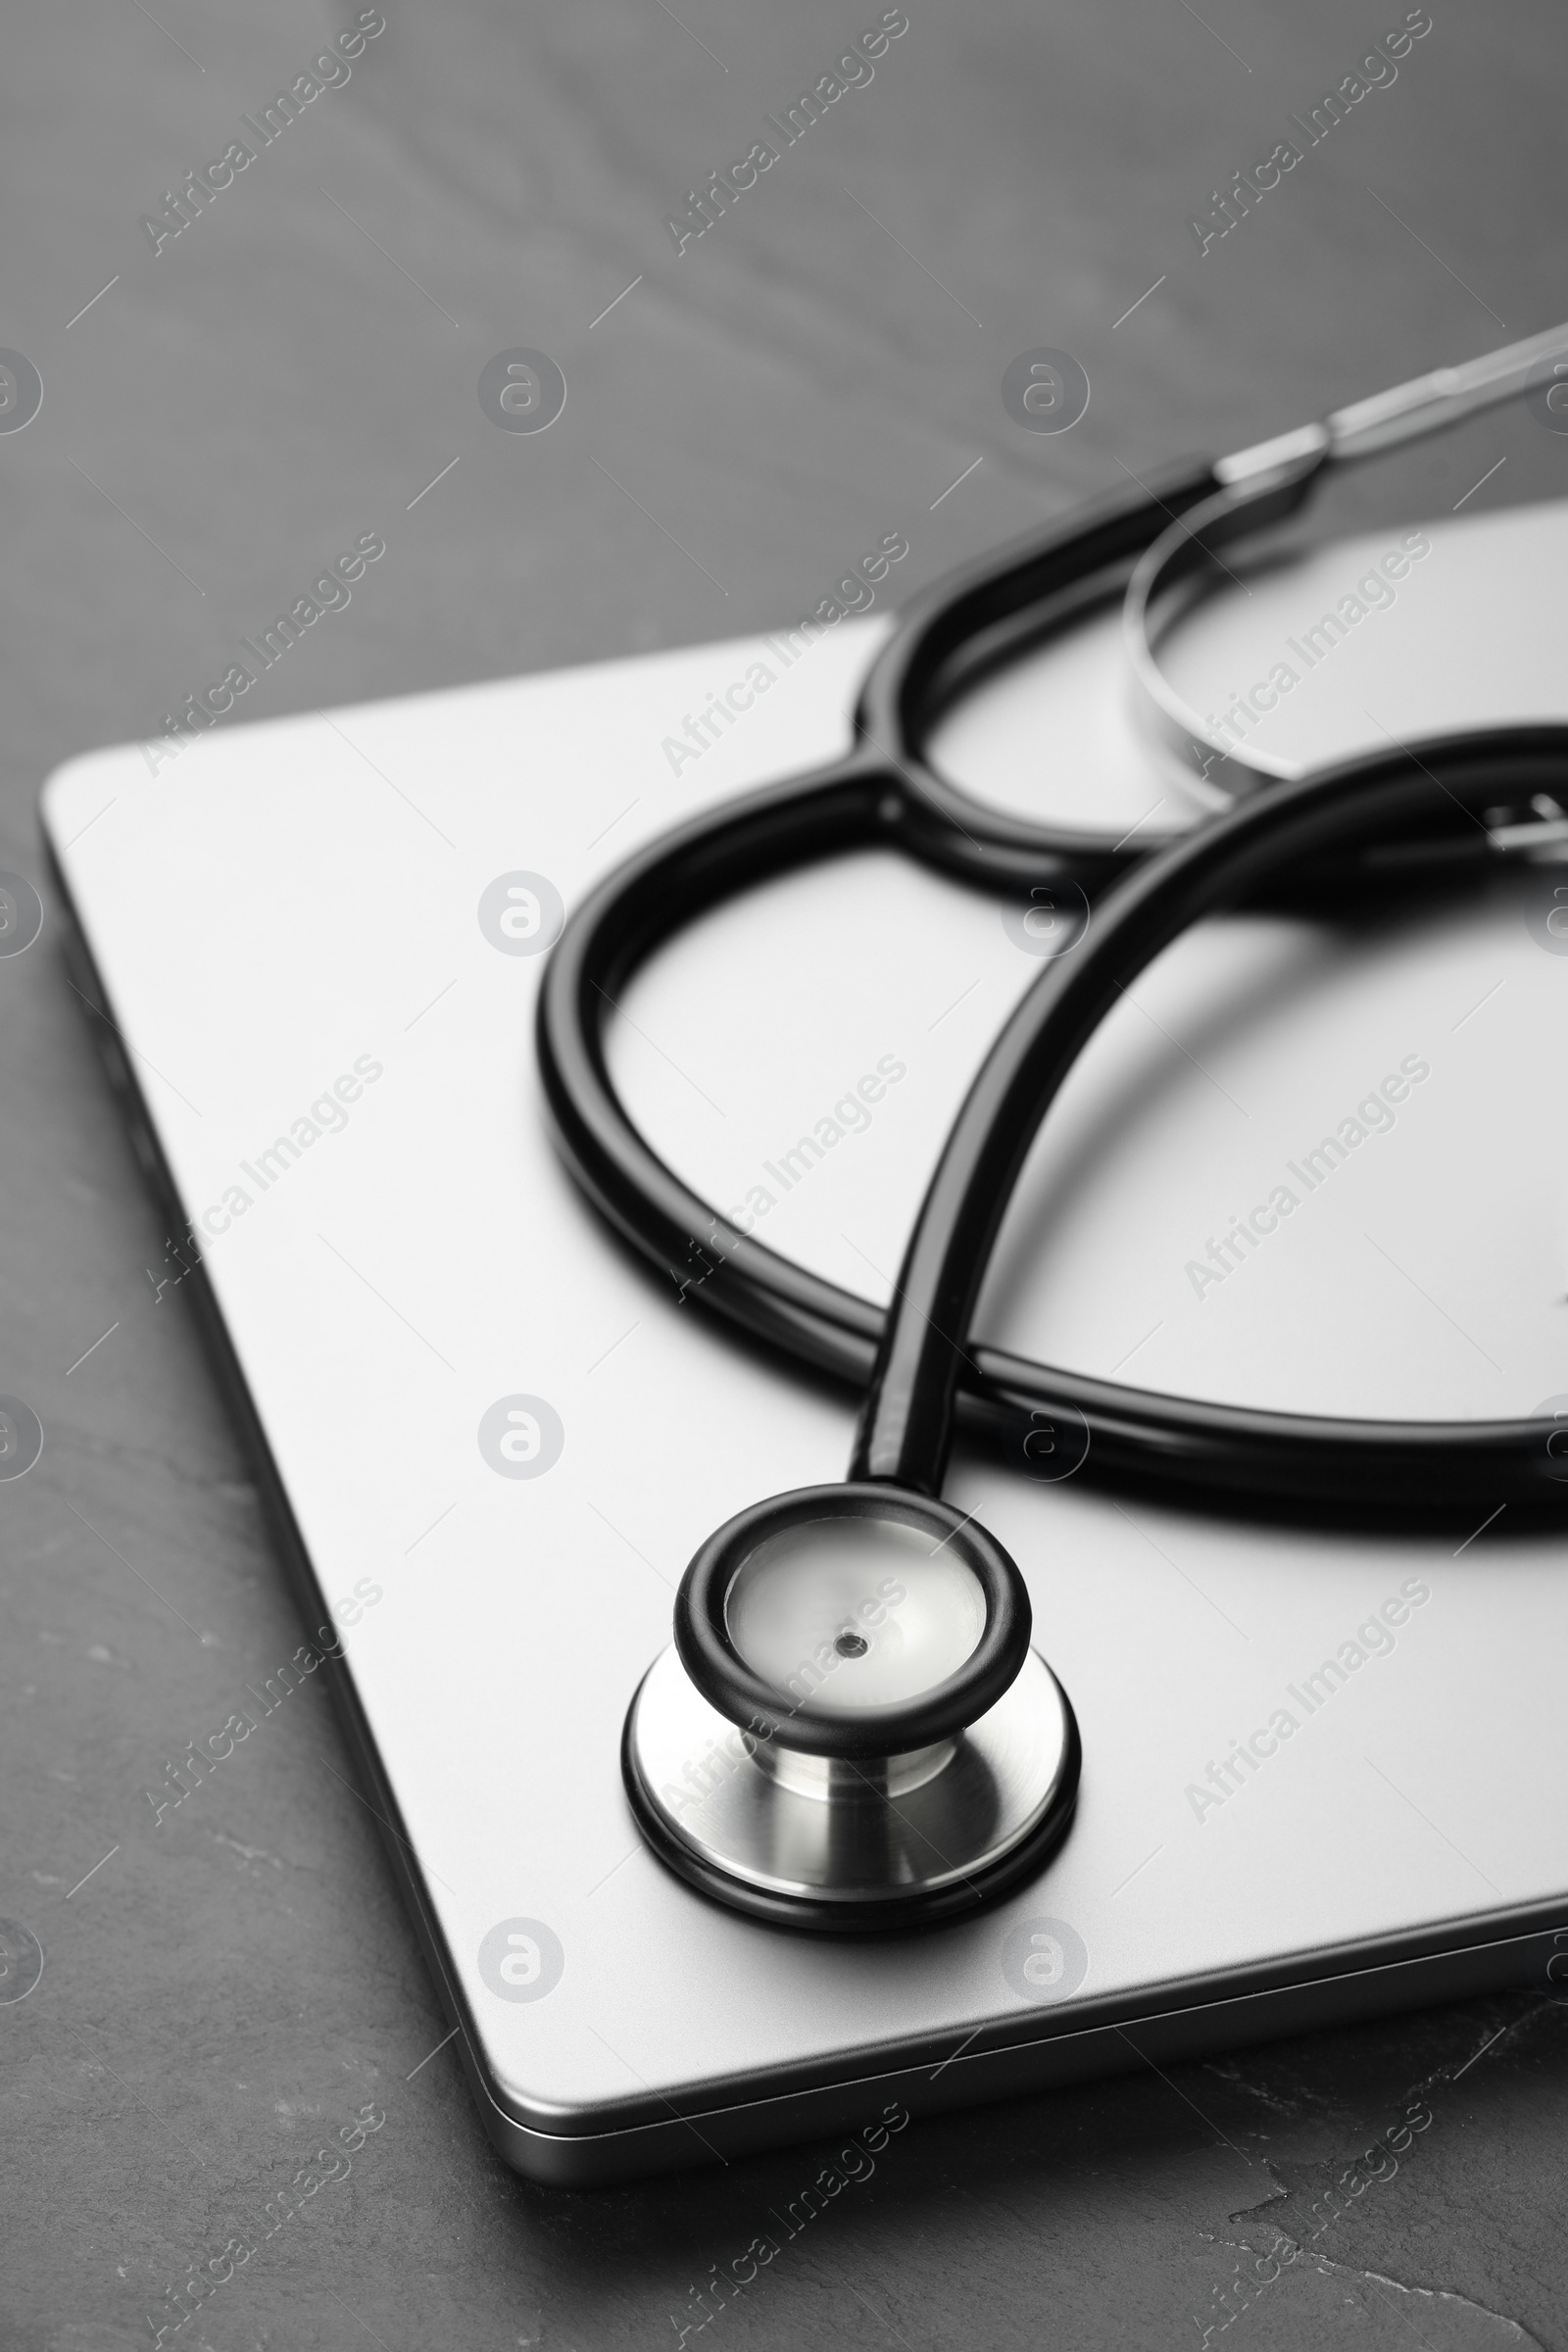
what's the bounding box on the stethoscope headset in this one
[537,323,1568,1934]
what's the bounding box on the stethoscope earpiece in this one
[622,1484,1079,1932]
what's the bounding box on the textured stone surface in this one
[2,1,1565,2344]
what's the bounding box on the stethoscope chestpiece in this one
[622,1484,1080,1933]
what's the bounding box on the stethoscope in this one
[538,322,1568,1934]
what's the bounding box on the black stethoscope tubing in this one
[538,466,1567,1522]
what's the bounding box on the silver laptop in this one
[40,494,1568,2183]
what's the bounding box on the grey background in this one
[4,1,1567,2345]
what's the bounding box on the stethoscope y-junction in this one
[538,323,1568,1933]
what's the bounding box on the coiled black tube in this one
[537,470,1566,1520]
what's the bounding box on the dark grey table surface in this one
[5,2,1567,2345]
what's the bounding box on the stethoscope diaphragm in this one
[622,1483,1079,1932]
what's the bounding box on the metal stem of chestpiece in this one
[621,1484,1080,1934]
[759,1739,958,1801]
[1125,319,1568,803]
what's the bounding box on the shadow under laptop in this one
[493,1984,1568,2347]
